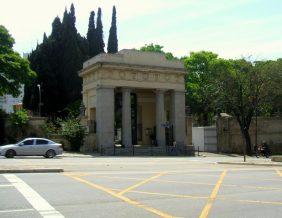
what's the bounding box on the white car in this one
[0,138,63,158]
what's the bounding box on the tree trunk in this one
[203,113,209,126]
[241,127,252,155]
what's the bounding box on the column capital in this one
[172,90,186,95]
[96,84,116,90]
[155,89,167,94]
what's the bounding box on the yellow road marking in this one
[89,174,282,191]
[112,187,282,206]
[65,174,175,218]
[228,199,282,205]
[117,172,167,196]
[112,188,208,200]
[276,169,282,177]
[199,170,227,218]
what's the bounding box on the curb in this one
[62,155,97,158]
[0,168,64,174]
[217,162,282,167]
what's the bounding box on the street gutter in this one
[217,162,282,167]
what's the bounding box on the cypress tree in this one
[51,16,62,40]
[107,6,118,53]
[87,11,97,57]
[95,7,105,54]
[61,5,82,107]
[43,32,48,43]
[24,4,106,116]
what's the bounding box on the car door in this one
[35,139,50,155]
[17,139,35,156]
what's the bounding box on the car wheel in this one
[5,149,16,158]
[45,150,56,158]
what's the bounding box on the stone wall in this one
[3,116,46,143]
[26,117,46,137]
[217,116,282,154]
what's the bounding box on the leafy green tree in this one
[253,59,282,115]
[184,52,282,154]
[96,7,105,54]
[140,43,163,53]
[184,51,219,125]
[214,58,278,155]
[107,6,118,53]
[140,43,177,60]
[0,25,36,96]
[9,109,29,139]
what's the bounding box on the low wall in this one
[48,134,70,151]
[3,116,47,144]
[217,116,282,154]
[26,117,47,137]
[80,133,96,152]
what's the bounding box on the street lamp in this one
[37,84,41,117]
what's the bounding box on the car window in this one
[36,139,49,145]
[23,140,34,146]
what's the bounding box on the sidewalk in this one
[194,152,282,166]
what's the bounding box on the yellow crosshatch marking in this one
[63,167,282,218]
[64,173,175,218]
[199,170,227,218]
[117,172,167,196]
[82,174,282,191]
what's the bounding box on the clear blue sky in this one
[0,0,281,60]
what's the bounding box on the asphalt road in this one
[0,156,281,218]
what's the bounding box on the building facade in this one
[0,85,24,114]
[79,49,187,154]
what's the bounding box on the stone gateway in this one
[79,49,188,155]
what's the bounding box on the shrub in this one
[8,109,29,140]
[0,110,8,145]
[60,117,86,151]
[42,118,61,136]
[9,109,29,127]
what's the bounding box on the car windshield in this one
[16,139,26,145]
[16,139,34,145]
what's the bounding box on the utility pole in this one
[255,85,258,152]
[243,126,247,162]
[37,84,41,117]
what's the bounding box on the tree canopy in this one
[140,43,177,60]
[184,51,219,125]
[0,25,36,97]
[24,5,117,116]
[107,6,118,53]
[184,51,282,154]
[96,8,105,54]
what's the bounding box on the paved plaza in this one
[0,156,281,218]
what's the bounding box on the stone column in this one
[96,86,115,152]
[155,89,166,147]
[122,88,132,147]
[171,90,186,146]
